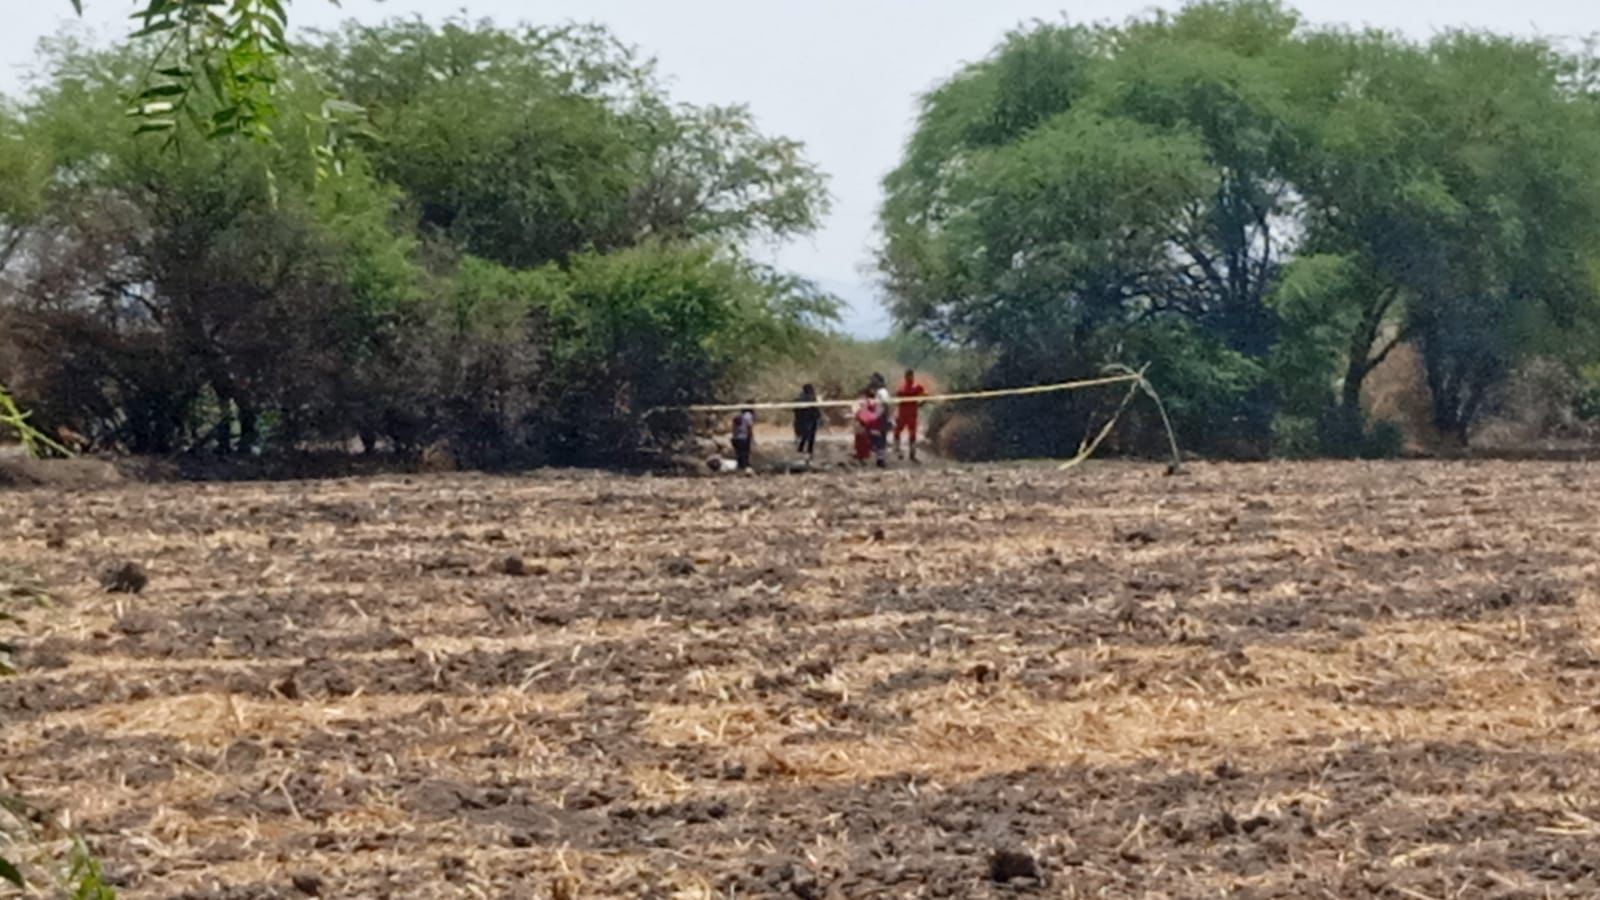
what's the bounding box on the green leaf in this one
[130,19,180,38]
[68,838,114,900]
[321,99,366,117]
[0,856,22,889]
[136,83,189,99]
[135,0,178,17]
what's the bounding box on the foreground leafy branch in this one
[0,805,116,896]
[68,838,116,899]
[0,387,70,459]
[0,576,109,895]
[126,0,291,140]
[72,0,298,140]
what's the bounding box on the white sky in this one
[4,1,1596,336]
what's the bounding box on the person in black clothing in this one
[794,384,821,458]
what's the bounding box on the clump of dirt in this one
[276,658,355,700]
[1117,525,1163,546]
[99,561,148,594]
[43,525,68,550]
[988,849,1043,884]
[661,558,696,577]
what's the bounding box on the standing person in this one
[851,389,878,464]
[794,384,821,459]
[731,404,756,471]
[895,369,928,461]
[870,373,894,468]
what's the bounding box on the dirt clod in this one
[1241,814,1273,834]
[99,561,148,594]
[988,849,1042,883]
[794,659,833,680]
[276,658,354,700]
[1119,526,1162,546]
[662,558,696,577]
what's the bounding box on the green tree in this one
[882,1,1600,456]
[1295,29,1600,443]
[880,2,1311,454]
[0,103,49,271]
[308,19,828,270]
[542,242,835,461]
[4,38,419,454]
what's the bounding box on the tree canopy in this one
[880,0,1600,455]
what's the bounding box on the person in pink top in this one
[852,390,878,464]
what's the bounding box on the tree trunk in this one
[238,405,260,455]
[1424,358,1469,447]
[1340,288,1401,426]
[1340,356,1366,423]
[214,404,235,456]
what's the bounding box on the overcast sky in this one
[4,1,1596,336]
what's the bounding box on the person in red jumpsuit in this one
[894,369,927,461]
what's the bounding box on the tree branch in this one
[1360,327,1408,378]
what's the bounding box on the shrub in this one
[1361,419,1406,460]
[1271,415,1319,459]
[937,412,999,462]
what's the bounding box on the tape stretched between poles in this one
[647,373,1143,416]
[642,368,1182,473]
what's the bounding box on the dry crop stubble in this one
[2,461,1600,896]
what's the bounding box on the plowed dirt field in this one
[4,461,1600,898]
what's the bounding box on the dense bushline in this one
[0,19,835,466]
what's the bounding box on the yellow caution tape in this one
[653,372,1142,415]
[0,386,72,459]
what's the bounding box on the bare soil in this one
[4,461,1600,898]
